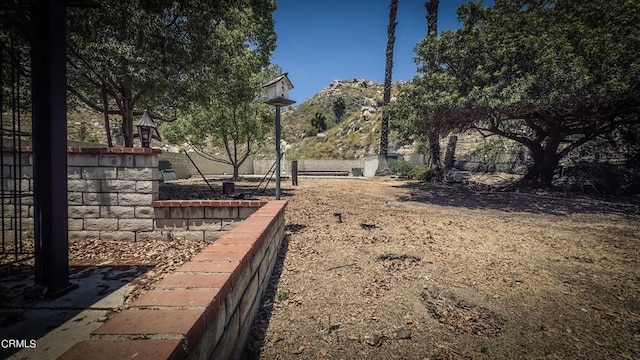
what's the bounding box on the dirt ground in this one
[3,176,639,359]
[241,177,640,360]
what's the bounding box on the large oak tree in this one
[396,0,639,186]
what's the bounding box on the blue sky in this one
[271,0,486,103]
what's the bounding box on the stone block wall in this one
[1,146,34,237]
[66,147,161,242]
[160,151,254,179]
[253,159,366,176]
[1,147,273,243]
[151,200,268,242]
[1,147,162,242]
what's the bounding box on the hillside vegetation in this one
[265,78,404,160]
[65,78,405,159]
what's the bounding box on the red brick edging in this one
[152,200,269,208]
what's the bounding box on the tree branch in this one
[132,88,147,106]
[473,120,539,151]
[557,133,596,158]
[67,43,108,87]
[67,85,121,114]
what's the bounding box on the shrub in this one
[558,162,640,195]
[390,160,428,180]
[311,111,327,132]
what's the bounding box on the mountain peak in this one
[323,78,379,92]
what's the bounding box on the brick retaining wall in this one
[3,146,290,358]
[59,200,287,360]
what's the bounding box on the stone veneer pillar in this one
[66,147,161,242]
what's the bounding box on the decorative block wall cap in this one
[152,200,269,208]
[1,146,162,154]
[1,145,32,153]
[67,147,162,154]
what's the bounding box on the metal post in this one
[31,0,76,296]
[275,106,281,200]
[291,160,298,186]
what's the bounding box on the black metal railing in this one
[0,27,34,270]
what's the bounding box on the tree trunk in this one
[539,157,559,186]
[425,0,439,38]
[122,103,134,147]
[379,0,398,162]
[521,138,560,187]
[523,158,559,186]
[102,88,113,147]
[444,135,457,169]
[539,137,561,186]
[120,83,135,147]
[428,130,441,170]
[232,165,239,180]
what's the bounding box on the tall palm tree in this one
[425,0,439,38]
[379,0,398,164]
[425,0,441,169]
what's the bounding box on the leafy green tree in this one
[311,111,328,133]
[164,63,281,180]
[332,97,346,123]
[389,73,456,167]
[405,0,640,186]
[67,0,276,147]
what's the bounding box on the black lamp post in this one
[136,110,160,148]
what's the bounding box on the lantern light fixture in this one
[135,110,162,148]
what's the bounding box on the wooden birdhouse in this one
[263,73,295,107]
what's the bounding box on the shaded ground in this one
[1,239,214,309]
[0,237,217,359]
[243,177,640,359]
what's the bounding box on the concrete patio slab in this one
[1,265,146,360]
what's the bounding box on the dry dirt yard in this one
[242,177,640,360]
[5,177,638,360]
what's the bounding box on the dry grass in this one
[245,178,640,360]
[2,177,639,359]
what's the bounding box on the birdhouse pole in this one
[275,106,282,199]
[262,73,295,200]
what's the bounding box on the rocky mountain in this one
[271,78,405,160]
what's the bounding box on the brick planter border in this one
[60,200,288,360]
[151,200,270,242]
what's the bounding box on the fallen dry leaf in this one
[293,345,308,354]
[394,327,412,340]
